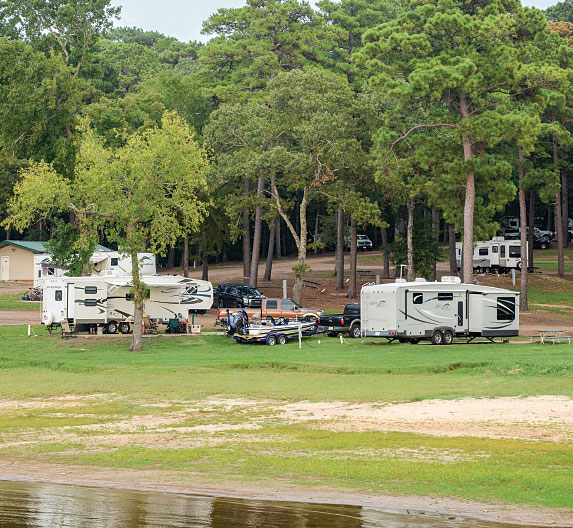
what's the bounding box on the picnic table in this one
[357,269,374,278]
[535,330,571,344]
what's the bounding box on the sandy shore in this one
[0,459,571,527]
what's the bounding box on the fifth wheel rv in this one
[42,275,213,333]
[455,237,525,274]
[360,277,519,345]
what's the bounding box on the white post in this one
[376,274,380,285]
[283,279,287,299]
[511,268,516,286]
[298,323,302,349]
[28,325,31,337]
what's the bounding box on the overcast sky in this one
[109,0,558,43]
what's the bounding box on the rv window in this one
[85,286,97,294]
[111,258,119,266]
[500,246,506,258]
[84,299,97,307]
[55,290,62,301]
[509,246,520,258]
[497,297,515,321]
[413,293,423,304]
[438,293,453,301]
[492,246,498,253]
[478,248,488,256]
[185,285,197,295]
[126,293,134,301]
[47,267,55,276]
[266,300,278,309]
[38,270,41,278]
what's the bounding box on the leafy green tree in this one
[4,113,209,351]
[357,0,568,283]
[545,0,573,22]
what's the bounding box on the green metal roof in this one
[0,240,112,254]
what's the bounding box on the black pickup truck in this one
[319,303,361,338]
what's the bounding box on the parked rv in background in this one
[34,251,156,287]
[42,275,212,333]
[361,277,519,345]
[456,237,525,274]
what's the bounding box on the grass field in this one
[0,327,572,509]
[0,291,40,311]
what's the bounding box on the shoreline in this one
[1,460,571,527]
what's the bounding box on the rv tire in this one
[119,322,131,334]
[106,321,118,334]
[431,330,443,345]
[349,325,361,339]
[266,335,277,346]
[442,330,454,345]
[410,338,420,344]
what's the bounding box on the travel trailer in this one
[455,237,524,274]
[360,276,519,344]
[34,251,156,287]
[42,275,213,333]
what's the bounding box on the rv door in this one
[66,282,75,321]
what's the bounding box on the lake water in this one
[0,480,538,528]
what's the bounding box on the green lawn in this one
[0,327,572,509]
[0,291,40,311]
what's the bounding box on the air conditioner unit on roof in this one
[441,276,461,283]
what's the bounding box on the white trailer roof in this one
[362,281,518,296]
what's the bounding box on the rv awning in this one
[104,276,190,288]
[90,255,108,263]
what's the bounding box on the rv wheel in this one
[267,335,277,346]
[442,330,454,345]
[517,261,522,269]
[431,330,443,345]
[106,321,118,334]
[349,325,361,339]
[479,267,486,274]
[278,335,288,345]
[119,322,131,334]
[410,338,420,344]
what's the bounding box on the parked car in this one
[318,303,361,338]
[213,284,265,309]
[504,230,551,249]
[344,234,373,251]
[217,298,322,325]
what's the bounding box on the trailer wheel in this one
[349,325,361,338]
[278,335,287,345]
[119,322,131,334]
[266,335,277,346]
[410,338,420,344]
[517,261,522,269]
[479,267,486,274]
[431,330,443,345]
[106,321,118,334]
[442,330,454,345]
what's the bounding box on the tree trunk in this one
[459,95,475,284]
[292,196,309,305]
[263,219,275,282]
[348,218,357,298]
[528,191,535,271]
[222,244,228,263]
[553,133,565,277]
[335,207,344,290]
[381,225,390,279]
[182,234,189,277]
[202,251,209,281]
[518,147,528,311]
[449,224,457,276]
[249,172,265,287]
[314,207,320,254]
[242,178,251,284]
[129,244,143,352]
[167,247,175,269]
[431,208,439,281]
[373,225,378,249]
[275,217,281,258]
[406,196,415,282]
[562,170,569,248]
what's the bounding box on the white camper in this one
[360,277,519,344]
[34,251,156,287]
[42,275,212,333]
[456,237,524,274]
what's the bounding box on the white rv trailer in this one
[360,276,519,344]
[455,237,524,274]
[34,251,156,287]
[42,275,212,333]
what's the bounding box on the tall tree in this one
[357,0,565,283]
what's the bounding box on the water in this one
[0,480,535,528]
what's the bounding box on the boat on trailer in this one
[227,310,317,345]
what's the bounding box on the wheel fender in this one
[435,326,455,335]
